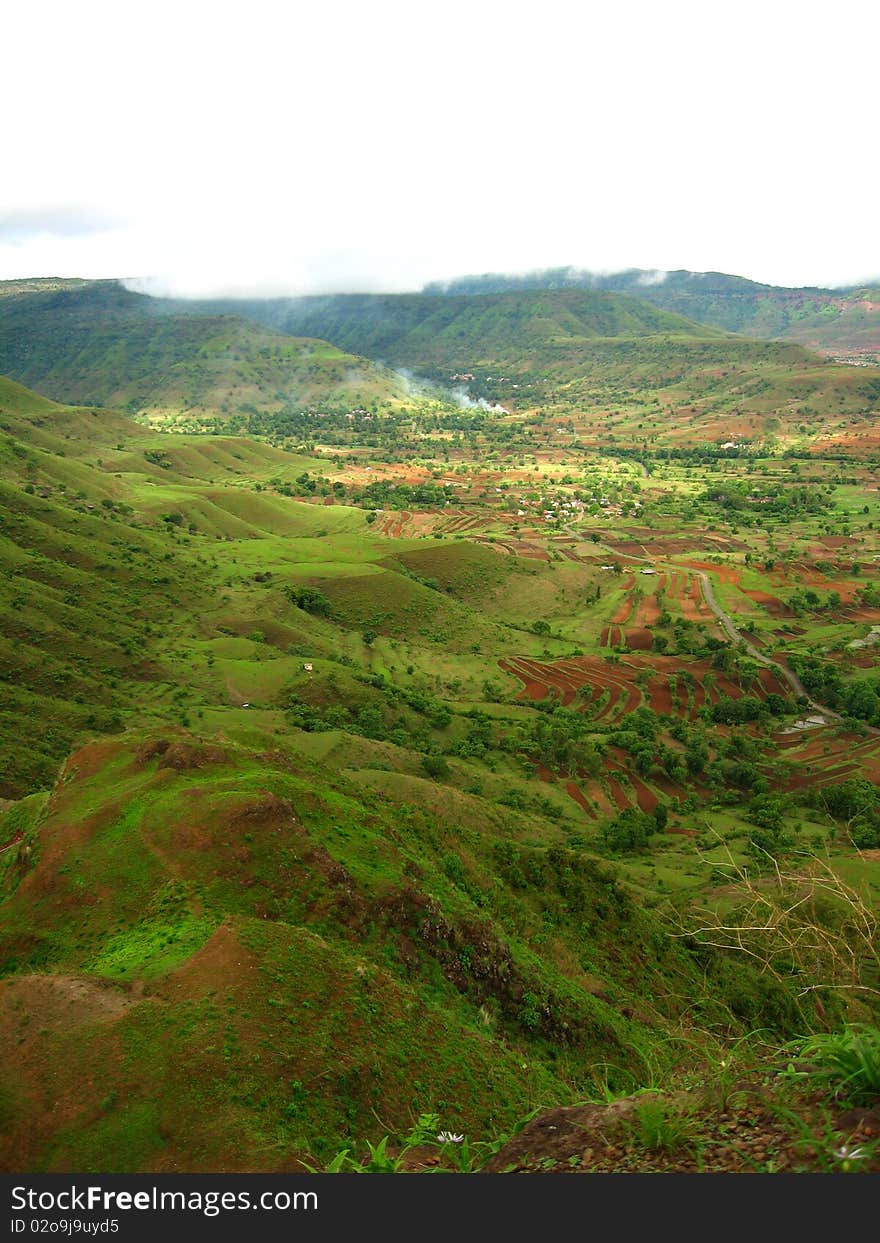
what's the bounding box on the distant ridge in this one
[421,266,880,355]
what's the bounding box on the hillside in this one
[3,724,819,1172]
[5,279,877,446]
[0,282,410,425]
[424,268,880,360]
[251,288,722,365]
[234,288,875,436]
[2,302,880,1173]
[783,291,880,363]
[0,374,363,794]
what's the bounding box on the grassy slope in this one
[0,376,365,793]
[0,729,812,1171]
[262,288,725,370]
[0,375,534,795]
[784,297,880,355]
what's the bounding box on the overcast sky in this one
[4,0,877,296]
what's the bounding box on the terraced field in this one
[500,654,786,719]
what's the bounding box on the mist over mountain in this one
[421,267,880,348]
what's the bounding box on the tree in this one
[422,755,450,780]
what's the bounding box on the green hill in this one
[254,288,723,367]
[0,726,827,1171]
[152,285,879,427]
[424,267,880,350]
[0,283,409,425]
[0,375,360,794]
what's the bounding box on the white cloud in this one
[2,0,877,293]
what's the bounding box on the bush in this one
[283,585,332,617]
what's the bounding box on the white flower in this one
[834,1145,866,1162]
[437,1132,464,1144]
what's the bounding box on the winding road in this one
[561,523,874,731]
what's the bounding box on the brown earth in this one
[681,560,742,586]
[481,1086,880,1174]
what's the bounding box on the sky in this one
[3,0,878,297]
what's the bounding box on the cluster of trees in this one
[787,588,842,615]
[350,480,457,510]
[606,710,708,781]
[598,805,668,853]
[699,481,834,522]
[705,693,789,725]
[281,670,455,757]
[283,584,333,617]
[522,709,605,776]
[791,657,880,727]
[807,778,880,849]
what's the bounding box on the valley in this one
[1,278,879,1173]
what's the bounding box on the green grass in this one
[86,912,217,981]
[788,1026,880,1104]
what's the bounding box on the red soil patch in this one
[647,677,674,714]
[605,775,632,811]
[61,738,127,781]
[756,667,788,697]
[612,598,634,625]
[512,542,551,561]
[592,682,626,719]
[625,629,654,650]
[628,776,658,813]
[640,597,662,626]
[153,923,259,1002]
[565,782,597,819]
[0,973,132,1028]
[680,575,708,621]
[842,607,880,622]
[681,560,742,587]
[812,764,863,786]
[500,652,790,728]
